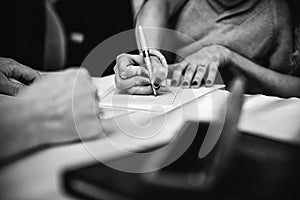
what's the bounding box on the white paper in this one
[99,83,225,114]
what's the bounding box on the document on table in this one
[98,84,225,114]
[101,86,181,105]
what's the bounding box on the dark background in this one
[0,0,299,72]
[0,0,134,71]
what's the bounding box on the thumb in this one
[0,78,27,96]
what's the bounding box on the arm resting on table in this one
[230,51,300,98]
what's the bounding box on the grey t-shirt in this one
[174,0,294,74]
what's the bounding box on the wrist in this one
[225,49,250,79]
[230,51,244,71]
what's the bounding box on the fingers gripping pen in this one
[137,25,157,96]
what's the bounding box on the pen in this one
[137,25,157,96]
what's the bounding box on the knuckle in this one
[120,69,128,78]
[188,60,198,68]
[179,61,188,69]
[197,66,206,73]
[78,68,90,76]
[116,53,127,62]
[186,68,193,74]
[173,68,182,76]
[124,71,133,79]
[6,58,15,63]
[136,68,143,76]
[186,66,196,73]
[207,54,218,62]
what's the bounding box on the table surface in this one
[0,75,300,200]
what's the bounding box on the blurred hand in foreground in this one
[0,57,41,96]
[0,68,101,159]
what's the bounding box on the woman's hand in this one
[0,57,41,96]
[169,45,232,88]
[114,53,167,94]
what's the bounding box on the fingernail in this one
[192,81,198,86]
[153,78,162,89]
[171,80,177,86]
[206,80,212,87]
[153,84,160,90]
[182,81,189,87]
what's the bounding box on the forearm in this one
[131,0,146,19]
[230,52,300,98]
[136,0,169,50]
[136,0,186,50]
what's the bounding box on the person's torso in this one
[174,0,293,73]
